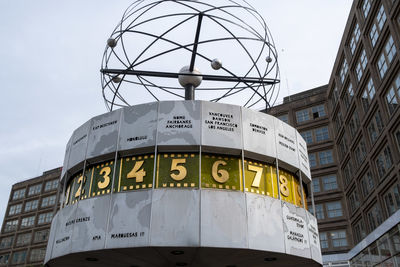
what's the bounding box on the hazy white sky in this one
[0,1,352,223]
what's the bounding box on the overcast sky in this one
[0,1,352,224]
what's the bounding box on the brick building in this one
[0,168,61,266]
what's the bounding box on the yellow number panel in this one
[64,180,73,206]
[156,153,199,188]
[117,154,154,192]
[201,154,242,191]
[267,166,279,199]
[294,177,307,208]
[69,172,85,205]
[278,168,295,204]
[244,160,267,195]
[90,160,117,197]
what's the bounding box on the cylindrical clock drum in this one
[44,101,322,267]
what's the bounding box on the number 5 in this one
[170,158,187,181]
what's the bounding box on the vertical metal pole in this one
[185,84,195,100]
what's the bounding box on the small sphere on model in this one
[178,66,203,88]
[211,58,222,70]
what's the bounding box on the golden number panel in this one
[64,153,307,208]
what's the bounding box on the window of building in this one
[331,230,348,247]
[356,49,368,81]
[395,127,400,152]
[300,130,313,144]
[0,254,9,265]
[24,199,38,212]
[315,126,329,142]
[343,161,353,186]
[277,114,288,123]
[362,0,371,18]
[369,5,386,47]
[350,23,361,54]
[312,179,320,193]
[295,109,309,123]
[16,233,31,247]
[41,195,56,208]
[368,110,384,144]
[4,219,18,232]
[331,85,339,108]
[349,110,360,138]
[354,138,367,167]
[375,146,393,178]
[309,153,317,168]
[12,188,25,200]
[384,184,400,217]
[21,216,35,228]
[385,74,400,115]
[369,24,379,47]
[322,175,338,191]
[311,105,326,119]
[0,236,13,249]
[348,189,360,214]
[315,204,324,220]
[38,212,53,225]
[340,58,348,83]
[367,203,384,232]
[353,220,366,244]
[377,35,396,78]
[338,135,348,159]
[319,150,333,165]
[30,247,46,262]
[361,78,376,113]
[320,232,328,249]
[361,171,375,198]
[34,229,50,243]
[45,180,59,192]
[11,250,26,264]
[343,82,354,108]
[8,204,22,216]
[28,184,42,196]
[326,201,343,218]
[334,110,343,134]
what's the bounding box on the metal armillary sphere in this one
[101,0,280,111]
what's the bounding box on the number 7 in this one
[248,165,263,188]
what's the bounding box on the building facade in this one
[0,168,61,266]
[268,85,351,258]
[327,0,400,265]
[270,0,400,266]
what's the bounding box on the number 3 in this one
[98,167,111,189]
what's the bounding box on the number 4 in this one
[127,160,146,182]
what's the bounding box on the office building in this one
[0,168,61,266]
[270,0,400,265]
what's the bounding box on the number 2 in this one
[74,175,85,198]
